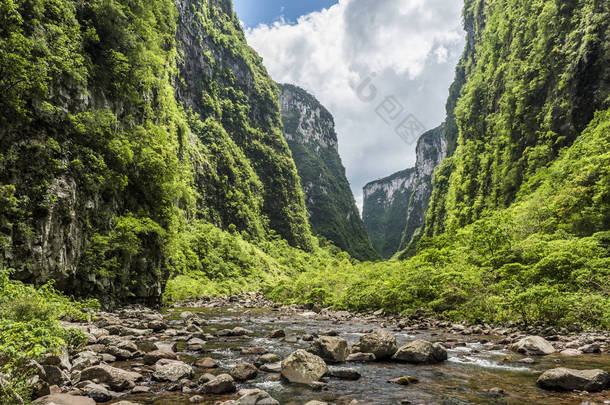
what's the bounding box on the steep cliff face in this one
[363,169,416,258]
[279,84,377,261]
[424,0,610,236]
[363,126,446,258]
[399,126,447,253]
[175,0,312,250]
[0,0,312,305]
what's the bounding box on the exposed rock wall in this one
[279,84,377,261]
[363,126,446,258]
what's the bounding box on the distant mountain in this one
[279,84,378,261]
[363,126,446,258]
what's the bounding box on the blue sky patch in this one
[233,0,338,27]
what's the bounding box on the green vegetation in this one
[168,0,610,331]
[1,8,609,400]
[363,168,416,258]
[178,1,313,251]
[0,270,97,403]
[166,106,609,328]
[0,0,312,305]
[426,0,610,235]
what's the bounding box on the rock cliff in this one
[363,126,446,258]
[279,84,377,261]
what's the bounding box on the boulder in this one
[187,338,206,351]
[41,365,70,386]
[29,374,50,399]
[352,329,397,360]
[388,375,419,386]
[116,340,138,352]
[326,368,361,380]
[153,359,194,382]
[392,340,448,364]
[346,352,376,362]
[220,388,280,405]
[33,394,95,405]
[304,402,328,405]
[560,349,583,357]
[537,368,610,392]
[256,353,280,366]
[309,336,349,363]
[268,330,285,338]
[579,344,601,354]
[281,349,328,385]
[71,352,101,371]
[148,320,168,331]
[218,327,252,337]
[105,346,135,360]
[240,346,267,355]
[195,357,218,368]
[79,365,143,391]
[154,342,178,352]
[81,382,116,402]
[510,336,555,355]
[143,349,178,365]
[40,352,71,371]
[201,374,236,394]
[230,362,258,382]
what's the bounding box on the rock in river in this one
[143,349,178,365]
[392,340,448,364]
[33,394,95,405]
[346,352,376,362]
[309,336,350,363]
[152,359,194,382]
[78,364,143,391]
[81,382,116,402]
[352,329,397,360]
[202,374,236,394]
[281,349,328,384]
[510,336,555,355]
[537,368,610,392]
[230,362,258,382]
[195,357,219,368]
[388,376,419,386]
[220,388,280,405]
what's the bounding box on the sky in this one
[233,0,465,212]
[233,0,338,27]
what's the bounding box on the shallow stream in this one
[111,306,610,405]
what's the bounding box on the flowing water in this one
[110,306,610,405]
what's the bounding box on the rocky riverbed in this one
[29,294,610,405]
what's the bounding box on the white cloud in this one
[245,0,465,212]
